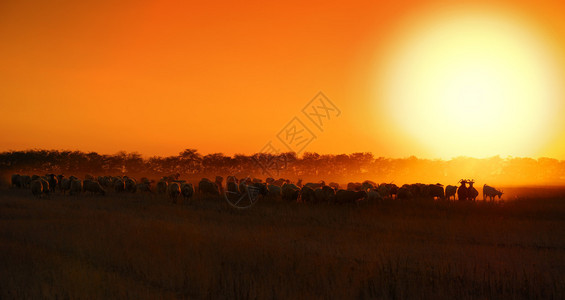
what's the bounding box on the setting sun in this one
[379,7,563,159]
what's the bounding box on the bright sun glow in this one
[379,7,563,159]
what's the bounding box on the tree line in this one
[1,149,564,186]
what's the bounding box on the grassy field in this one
[0,188,564,299]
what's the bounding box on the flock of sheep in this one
[9,173,504,204]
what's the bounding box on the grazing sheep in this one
[198,178,220,195]
[124,177,137,193]
[226,176,239,194]
[239,182,268,199]
[114,178,125,193]
[70,178,82,196]
[397,186,413,199]
[11,174,21,188]
[20,175,31,188]
[362,180,377,191]
[60,178,71,194]
[304,180,325,190]
[97,176,112,188]
[30,179,43,198]
[281,183,300,201]
[46,174,58,193]
[347,182,362,191]
[136,182,152,193]
[300,186,316,203]
[168,182,181,203]
[426,184,444,200]
[157,180,168,194]
[39,178,50,196]
[445,185,457,200]
[335,190,367,204]
[215,176,224,193]
[227,181,239,194]
[367,188,383,203]
[83,180,106,195]
[57,175,65,191]
[376,184,391,199]
[483,184,503,201]
[314,186,336,203]
[181,183,194,201]
[267,184,282,198]
[328,182,340,190]
[272,178,287,186]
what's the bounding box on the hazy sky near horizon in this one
[2,0,565,159]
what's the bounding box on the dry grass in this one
[0,188,564,299]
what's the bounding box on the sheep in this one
[60,178,70,194]
[60,177,76,195]
[70,178,82,196]
[227,180,239,195]
[426,184,444,200]
[157,180,168,194]
[376,184,391,199]
[114,178,125,193]
[272,178,287,186]
[11,174,21,188]
[239,182,268,199]
[367,188,383,204]
[20,175,31,188]
[83,180,106,195]
[397,186,413,199]
[300,186,316,203]
[181,183,194,201]
[267,184,282,198]
[361,180,376,191]
[445,185,457,200]
[226,176,239,194]
[347,182,362,191]
[198,178,220,195]
[281,183,300,201]
[124,177,137,193]
[304,180,325,190]
[30,179,43,198]
[335,190,367,204]
[98,176,113,188]
[328,182,340,190]
[168,182,181,203]
[46,174,58,193]
[314,186,336,203]
[39,178,50,196]
[136,182,152,193]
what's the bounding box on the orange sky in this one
[1,0,565,159]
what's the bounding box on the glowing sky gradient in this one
[1,0,565,159]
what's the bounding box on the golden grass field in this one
[1,187,564,299]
